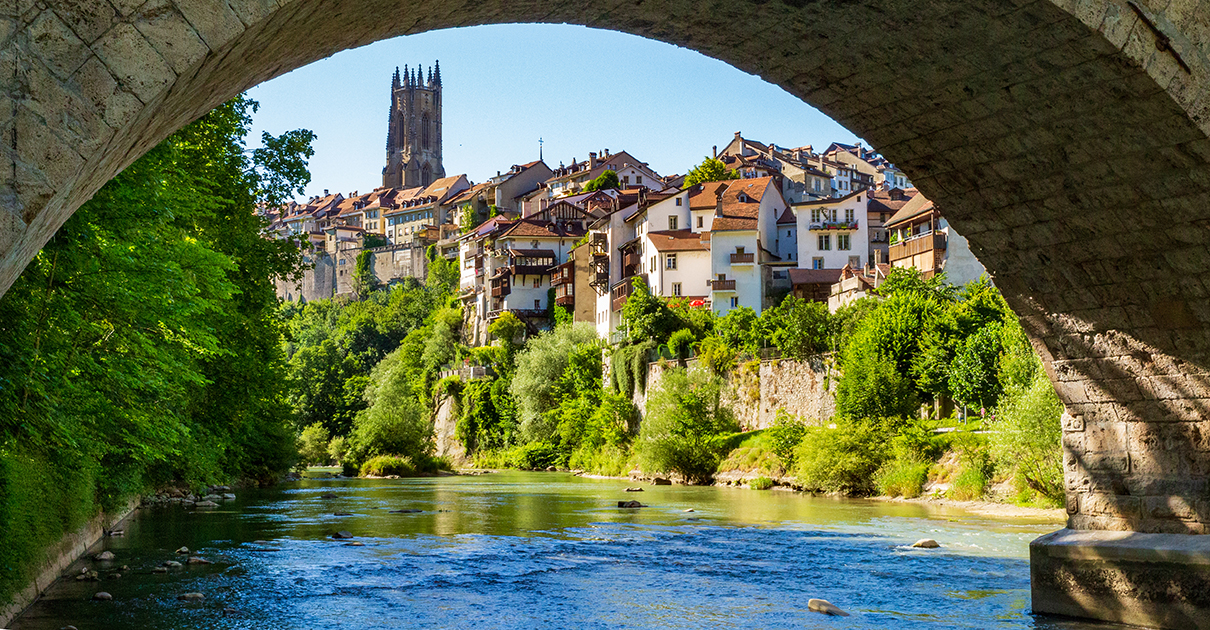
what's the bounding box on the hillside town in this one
[266,64,986,343]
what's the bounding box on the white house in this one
[793,189,870,271]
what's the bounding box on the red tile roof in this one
[884,194,936,228]
[788,268,843,285]
[647,230,709,252]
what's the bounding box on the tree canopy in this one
[682,157,739,187]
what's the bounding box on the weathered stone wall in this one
[639,356,835,431]
[276,245,427,302]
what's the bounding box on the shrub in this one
[792,418,890,494]
[508,442,560,470]
[327,436,348,465]
[875,457,931,497]
[360,454,417,477]
[568,445,634,477]
[511,322,600,437]
[768,411,809,468]
[667,328,696,359]
[297,423,331,466]
[637,368,739,484]
[696,335,736,375]
[750,476,774,490]
[989,370,1064,504]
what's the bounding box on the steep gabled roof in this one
[884,193,936,229]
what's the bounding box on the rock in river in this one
[652,478,672,485]
[617,500,645,508]
[807,599,849,616]
[94,551,115,561]
[195,500,219,508]
[92,592,113,601]
[163,560,182,568]
[177,592,205,601]
[320,492,338,499]
[186,557,213,565]
[624,487,643,492]
[175,546,190,554]
[332,531,355,539]
[911,539,940,549]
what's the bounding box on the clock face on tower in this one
[382,62,445,190]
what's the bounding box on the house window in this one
[818,234,831,250]
[650,256,657,272]
[532,278,540,288]
[622,176,630,184]
[672,282,682,297]
[534,299,541,309]
[814,179,822,191]
[838,234,851,250]
[668,216,678,230]
[666,253,678,270]
[730,297,739,308]
[787,230,792,237]
[845,208,854,222]
[637,176,643,184]
[676,198,683,206]
[812,257,824,269]
[811,208,822,222]
[697,216,703,228]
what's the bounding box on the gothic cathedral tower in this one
[382,62,445,189]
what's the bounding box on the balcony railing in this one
[730,252,755,264]
[622,250,641,269]
[510,264,553,277]
[711,279,737,291]
[889,232,946,262]
[808,220,859,231]
[486,308,548,320]
[555,294,575,307]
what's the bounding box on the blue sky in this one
[246,23,862,201]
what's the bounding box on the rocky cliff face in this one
[433,394,465,463]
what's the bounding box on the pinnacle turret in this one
[434,60,441,86]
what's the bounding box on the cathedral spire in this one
[401,64,409,87]
[427,65,433,85]
[392,66,400,89]
[434,60,441,87]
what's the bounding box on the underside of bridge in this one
[5,0,1210,626]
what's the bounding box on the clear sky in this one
[246,23,863,201]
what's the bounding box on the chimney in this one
[712,145,718,158]
[589,152,597,169]
[324,189,329,196]
[603,148,609,157]
[715,193,724,218]
[734,131,742,139]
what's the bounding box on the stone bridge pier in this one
[5,0,1210,626]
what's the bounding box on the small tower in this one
[382,61,445,189]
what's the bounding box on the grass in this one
[948,465,987,501]
[749,476,774,490]
[716,430,782,476]
[875,457,931,498]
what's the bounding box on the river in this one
[10,471,1125,629]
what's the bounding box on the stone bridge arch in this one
[6,0,1210,626]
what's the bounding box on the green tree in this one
[990,370,1064,503]
[583,170,620,192]
[637,368,739,484]
[682,156,739,187]
[765,296,830,359]
[510,323,600,440]
[352,250,380,298]
[949,322,1005,411]
[620,278,677,342]
[297,423,332,465]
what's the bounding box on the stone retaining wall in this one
[0,498,139,627]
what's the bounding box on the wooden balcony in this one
[889,232,946,262]
[711,279,737,291]
[510,265,552,277]
[622,250,641,269]
[555,294,575,307]
[611,279,637,312]
[551,263,573,287]
[730,252,755,264]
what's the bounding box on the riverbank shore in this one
[566,468,1066,522]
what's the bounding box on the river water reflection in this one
[12,471,1128,629]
